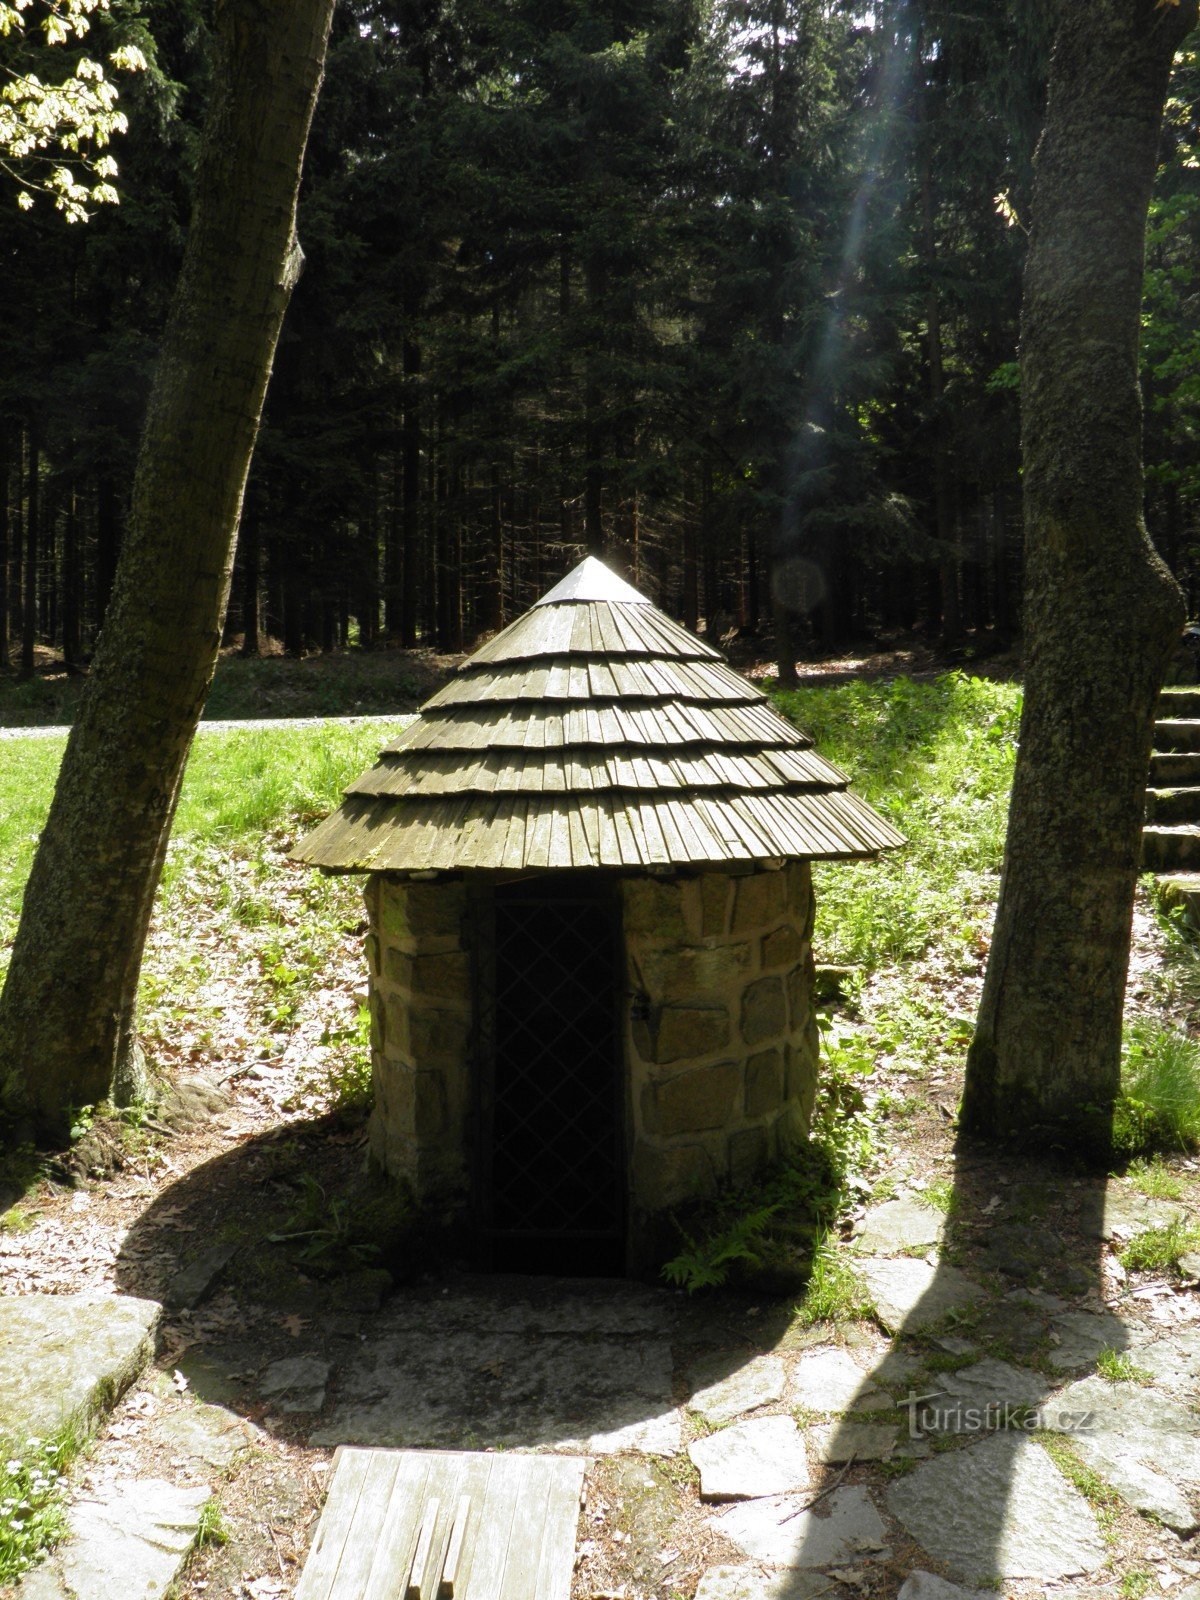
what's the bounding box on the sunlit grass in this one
[772,673,1019,970]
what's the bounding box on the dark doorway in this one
[480,876,624,1274]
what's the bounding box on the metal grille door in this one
[483,884,623,1248]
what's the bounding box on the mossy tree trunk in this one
[961,0,1196,1144]
[0,0,336,1141]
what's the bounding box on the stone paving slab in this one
[687,1355,787,1425]
[689,1415,810,1501]
[713,1484,888,1568]
[887,1434,1105,1583]
[312,1327,680,1454]
[1043,1374,1200,1532]
[154,1402,260,1471]
[373,1274,677,1335]
[1138,1327,1200,1392]
[1046,1309,1135,1372]
[0,1294,160,1442]
[1088,1190,1189,1241]
[789,1348,873,1413]
[261,1354,330,1414]
[854,1197,946,1255]
[898,1576,989,1600]
[811,1420,898,1463]
[855,1258,982,1333]
[19,1478,209,1600]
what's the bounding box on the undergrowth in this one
[1114,1020,1200,1154]
[0,1426,78,1583]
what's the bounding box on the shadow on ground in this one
[111,1111,1186,1596]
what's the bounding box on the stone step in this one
[19,1479,210,1600]
[1151,752,1200,786]
[0,1294,161,1444]
[1143,827,1200,872]
[1160,688,1200,718]
[1146,787,1200,825]
[1155,873,1200,929]
[1154,719,1200,753]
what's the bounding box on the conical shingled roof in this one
[294,557,904,872]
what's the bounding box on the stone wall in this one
[363,874,474,1202]
[622,861,819,1228]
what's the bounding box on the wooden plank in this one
[457,1456,522,1600]
[294,1448,374,1600]
[359,1454,434,1600]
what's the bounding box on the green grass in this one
[1095,1348,1152,1383]
[773,673,1019,969]
[0,721,410,951]
[1118,1218,1200,1273]
[193,1498,230,1550]
[0,1427,78,1582]
[1114,1020,1200,1154]
[1125,1156,1187,1200]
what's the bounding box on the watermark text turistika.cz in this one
[904,1389,1094,1438]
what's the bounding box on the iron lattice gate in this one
[481,881,624,1255]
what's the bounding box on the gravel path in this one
[0,711,415,741]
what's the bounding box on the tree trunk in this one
[0,0,335,1140]
[399,333,422,647]
[20,429,38,680]
[961,0,1195,1146]
[61,480,82,673]
[94,472,119,642]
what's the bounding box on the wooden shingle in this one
[294,556,904,872]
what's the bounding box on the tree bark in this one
[0,0,335,1140]
[0,428,10,674]
[961,0,1195,1146]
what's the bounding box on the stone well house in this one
[295,558,901,1272]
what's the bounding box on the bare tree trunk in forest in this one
[918,134,962,646]
[0,0,335,1140]
[62,481,82,673]
[399,333,422,647]
[584,258,605,557]
[20,430,37,679]
[94,472,119,640]
[961,0,1195,1145]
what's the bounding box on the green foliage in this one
[0,1430,72,1582]
[1125,1157,1186,1201]
[793,1232,875,1328]
[268,1174,383,1272]
[1114,1020,1200,1154]
[193,1497,229,1550]
[662,1008,878,1297]
[1095,1348,1151,1384]
[771,675,1020,969]
[661,1203,781,1292]
[1119,1219,1200,1274]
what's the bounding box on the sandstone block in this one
[761,923,807,970]
[645,1061,742,1136]
[385,948,472,1002]
[729,1124,771,1185]
[787,957,816,1030]
[731,869,789,933]
[745,1048,785,1117]
[632,1140,717,1211]
[375,876,466,944]
[683,873,733,939]
[623,876,687,938]
[399,1003,471,1067]
[787,861,815,936]
[634,1003,730,1064]
[639,941,752,1003]
[741,977,786,1045]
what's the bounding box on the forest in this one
[3,0,1198,678]
[5,3,1200,1597]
